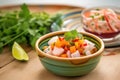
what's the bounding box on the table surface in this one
[1,47,120,80]
[0,4,120,80]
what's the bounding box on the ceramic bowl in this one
[35,31,104,76]
[81,6,120,39]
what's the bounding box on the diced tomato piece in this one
[64,46,69,51]
[83,43,87,46]
[59,37,64,41]
[72,38,79,42]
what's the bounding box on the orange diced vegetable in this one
[70,46,76,53]
[55,38,69,48]
[78,40,84,44]
[55,39,62,47]
[60,53,67,58]
[61,40,69,46]
[75,42,79,49]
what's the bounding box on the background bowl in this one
[81,6,120,39]
[35,31,104,76]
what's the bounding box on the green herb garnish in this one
[0,4,62,53]
[96,8,100,11]
[90,15,94,19]
[64,30,83,41]
[100,16,105,21]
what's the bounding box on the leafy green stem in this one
[1,31,26,47]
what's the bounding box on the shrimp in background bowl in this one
[81,7,120,38]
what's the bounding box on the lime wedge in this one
[12,42,29,61]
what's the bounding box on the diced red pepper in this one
[72,38,79,42]
[59,37,64,41]
[83,43,87,46]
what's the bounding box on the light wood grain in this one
[0,49,120,80]
[0,45,32,68]
[0,4,120,80]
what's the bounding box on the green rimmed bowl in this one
[35,31,104,76]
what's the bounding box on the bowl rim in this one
[35,31,104,61]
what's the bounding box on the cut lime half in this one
[12,42,29,61]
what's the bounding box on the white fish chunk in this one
[85,50,91,55]
[52,47,64,56]
[71,50,80,58]
[48,36,59,45]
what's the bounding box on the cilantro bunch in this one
[0,4,62,52]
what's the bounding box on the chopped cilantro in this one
[64,30,83,41]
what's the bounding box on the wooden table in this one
[1,47,120,80]
[0,5,120,80]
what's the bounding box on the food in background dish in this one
[42,30,98,58]
[82,8,120,38]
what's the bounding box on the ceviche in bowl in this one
[43,31,98,58]
[81,7,120,39]
[35,30,104,76]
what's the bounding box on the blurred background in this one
[0,0,120,8]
